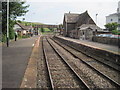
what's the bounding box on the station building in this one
[63,11,103,40]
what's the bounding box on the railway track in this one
[42,36,92,89]
[52,37,120,72]
[50,36,120,89]
[37,36,51,88]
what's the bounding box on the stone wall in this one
[92,36,119,46]
[53,36,120,65]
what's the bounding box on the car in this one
[111,35,120,38]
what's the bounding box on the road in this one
[2,35,39,88]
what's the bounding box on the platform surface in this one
[2,35,39,88]
[57,36,120,55]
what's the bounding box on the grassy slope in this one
[43,28,51,32]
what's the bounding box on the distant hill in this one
[28,22,45,25]
[16,20,45,26]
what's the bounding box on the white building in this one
[106,1,120,31]
[13,22,33,36]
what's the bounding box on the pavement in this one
[20,36,40,88]
[2,35,39,88]
[58,36,120,55]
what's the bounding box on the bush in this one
[41,28,44,32]
[17,33,22,39]
[105,23,118,31]
[112,30,120,35]
[9,27,14,39]
[2,34,6,42]
[22,35,30,38]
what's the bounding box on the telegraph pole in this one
[7,0,9,47]
[66,15,67,37]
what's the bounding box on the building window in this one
[111,19,113,21]
[119,24,120,27]
[119,19,120,21]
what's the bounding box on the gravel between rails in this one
[43,37,87,89]
[37,36,50,89]
[53,38,120,84]
[52,37,120,85]
[49,38,117,89]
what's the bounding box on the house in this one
[63,11,103,40]
[13,22,33,36]
[106,1,120,31]
[63,11,96,36]
[63,12,80,36]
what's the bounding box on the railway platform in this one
[19,35,120,89]
[58,36,119,55]
[54,36,120,65]
[2,35,40,88]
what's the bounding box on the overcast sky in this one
[17,0,119,28]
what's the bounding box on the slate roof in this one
[64,11,95,24]
[16,22,33,30]
[106,13,120,17]
[76,11,87,23]
[64,13,80,23]
[79,24,103,31]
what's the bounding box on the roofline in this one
[106,13,119,17]
[16,22,31,30]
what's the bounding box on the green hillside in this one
[44,28,51,32]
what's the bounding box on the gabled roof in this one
[106,13,120,17]
[64,13,80,23]
[76,11,96,26]
[16,22,33,30]
[76,11,87,23]
[26,25,33,30]
[64,11,95,25]
[79,24,103,31]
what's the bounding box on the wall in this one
[63,22,76,37]
[53,36,120,65]
[13,24,22,31]
[106,14,118,24]
[92,36,119,46]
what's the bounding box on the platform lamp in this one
[96,14,98,25]
[95,14,98,36]
[6,0,9,47]
[23,18,25,21]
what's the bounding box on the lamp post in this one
[95,14,98,36]
[96,14,98,25]
[6,0,9,47]
[23,18,25,21]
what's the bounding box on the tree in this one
[41,28,44,32]
[2,1,29,40]
[112,30,120,35]
[104,22,119,31]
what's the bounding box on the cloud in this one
[21,1,118,28]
